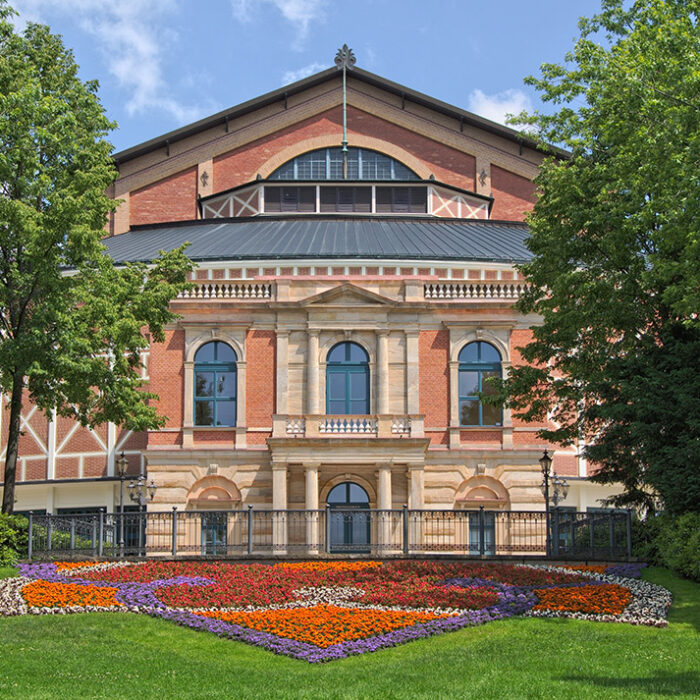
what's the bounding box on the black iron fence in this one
[25,507,633,561]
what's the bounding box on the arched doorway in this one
[327,481,371,553]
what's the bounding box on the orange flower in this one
[54,561,98,571]
[22,580,122,608]
[198,604,449,647]
[560,564,608,574]
[275,561,383,572]
[533,584,631,614]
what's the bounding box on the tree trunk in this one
[2,373,24,514]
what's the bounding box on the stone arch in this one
[186,334,244,364]
[454,475,510,510]
[320,333,375,366]
[450,331,509,364]
[257,134,433,181]
[187,475,242,509]
[320,473,377,507]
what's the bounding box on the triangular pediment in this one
[300,283,396,308]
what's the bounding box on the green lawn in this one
[0,567,697,699]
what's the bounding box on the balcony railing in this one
[272,414,424,438]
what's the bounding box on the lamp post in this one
[116,452,128,556]
[539,449,569,557]
[128,473,157,556]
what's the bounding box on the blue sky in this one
[11,1,603,153]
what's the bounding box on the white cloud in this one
[282,62,326,85]
[468,88,532,127]
[231,0,326,49]
[12,0,209,124]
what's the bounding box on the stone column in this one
[305,464,320,553]
[405,330,420,414]
[406,464,425,552]
[377,330,389,414]
[306,330,320,414]
[276,331,289,415]
[377,465,393,552]
[272,464,288,555]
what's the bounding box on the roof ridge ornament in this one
[335,45,356,171]
[334,44,356,70]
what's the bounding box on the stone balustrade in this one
[424,281,526,300]
[178,282,273,300]
[272,414,424,439]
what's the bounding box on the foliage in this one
[0,514,26,566]
[499,0,700,514]
[635,514,700,583]
[0,3,193,513]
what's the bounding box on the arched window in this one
[269,147,419,181]
[326,342,370,415]
[194,341,237,426]
[458,341,502,426]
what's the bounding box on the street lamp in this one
[116,452,128,555]
[127,473,157,556]
[539,449,569,557]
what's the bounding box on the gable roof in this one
[102,216,532,265]
[112,66,566,166]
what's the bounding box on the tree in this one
[0,4,192,513]
[500,0,700,514]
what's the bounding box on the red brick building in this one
[1,58,620,537]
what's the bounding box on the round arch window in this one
[326,342,370,415]
[458,341,502,426]
[194,341,237,426]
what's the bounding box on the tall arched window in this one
[194,341,237,426]
[458,342,502,426]
[326,342,370,415]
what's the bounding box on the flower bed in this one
[0,560,671,662]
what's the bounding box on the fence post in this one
[27,511,33,561]
[403,505,409,555]
[47,517,53,552]
[172,507,178,557]
[325,504,331,554]
[70,519,76,551]
[247,505,253,555]
[626,509,633,559]
[552,507,560,558]
[569,517,575,557]
[609,512,615,559]
[479,506,486,557]
[98,509,104,557]
[91,516,97,555]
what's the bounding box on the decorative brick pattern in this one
[419,330,449,430]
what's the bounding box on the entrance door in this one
[468,512,496,555]
[201,512,228,555]
[327,482,371,553]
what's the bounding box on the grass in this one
[0,566,18,579]
[0,567,697,699]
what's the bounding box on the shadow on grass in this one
[558,670,700,696]
[646,567,700,633]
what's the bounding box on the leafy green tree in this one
[0,4,192,513]
[500,0,700,514]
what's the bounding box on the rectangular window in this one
[320,187,371,212]
[264,187,316,212]
[375,187,427,213]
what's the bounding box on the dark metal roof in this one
[102,217,532,264]
[112,67,566,165]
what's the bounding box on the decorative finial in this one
[335,44,356,70]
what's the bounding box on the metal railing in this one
[24,507,633,561]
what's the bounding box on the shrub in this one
[0,513,28,566]
[633,513,700,582]
[655,513,700,583]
